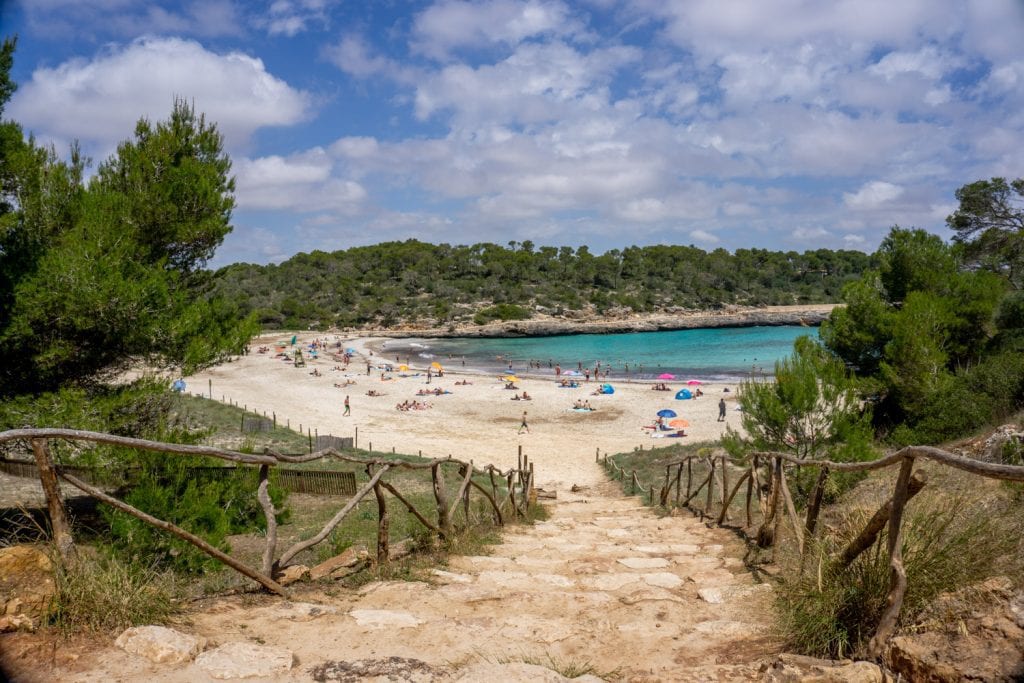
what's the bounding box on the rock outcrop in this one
[0,545,55,632]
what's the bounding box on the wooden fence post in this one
[868,457,916,658]
[373,475,389,565]
[432,462,452,538]
[30,439,75,560]
[257,464,278,577]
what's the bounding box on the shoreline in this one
[190,333,751,489]
[332,303,838,339]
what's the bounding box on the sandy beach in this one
[188,333,744,492]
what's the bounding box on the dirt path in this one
[57,473,777,682]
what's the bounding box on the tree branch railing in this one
[0,428,536,599]
[602,444,1024,659]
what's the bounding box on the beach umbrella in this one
[668,418,690,428]
[686,379,703,385]
[675,388,693,400]
[658,373,675,380]
[346,347,356,354]
[601,383,615,394]
[398,364,409,371]
[431,361,443,370]
[171,379,186,392]
[656,409,677,418]
[502,375,520,382]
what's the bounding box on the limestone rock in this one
[349,608,424,629]
[0,613,35,632]
[195,641,294,679]
[760,655,883,682]
[310,656,447,682]
[115,625,205,664]
[310,545,368,580]
[0,545,55,621]
[455,662,604,682]
[274,564,309,586]
[274,601,339,622]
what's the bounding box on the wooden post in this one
[208,378,212,398]
[355,426,358,449]
[804,466,830,537]
[719,455,729,522]
[674,462,683,506]
[373,476,389,565]
[705,457,715,515]
[596,447,600,462]
[745,465,754,527]
[257,464,278,577]
[756,457,782,548]
[868,457,916,658]
[686,458,693,497]
[30,439,75,560]
[432,462,452,538]
[273,412,276,428]
[837,472,927,569]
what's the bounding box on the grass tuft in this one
[50,550,179,635]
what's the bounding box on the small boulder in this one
[0,545,56,628]
[274,564,309,586]
[195,641,294,679]
[310,545,368,580]
[115,625,205,664]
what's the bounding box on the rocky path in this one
[56,479,777,682]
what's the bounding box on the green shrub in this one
[104,454,288,573]
[778,491,1019,658]
[472,303,531,325]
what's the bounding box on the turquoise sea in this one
[380,326,817,381]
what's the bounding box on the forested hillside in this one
[213,241,874,330]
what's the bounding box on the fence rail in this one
[0,428,536,599]
[604,444,1024,659]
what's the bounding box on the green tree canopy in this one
[947,177,1024,287]
[0,41,254,395]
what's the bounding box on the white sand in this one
[187,333,744,490]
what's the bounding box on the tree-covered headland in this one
[213,242,874,330]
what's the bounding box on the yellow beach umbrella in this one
[398,364,409,371]
[502,375,520,382]
[431,361,443,370]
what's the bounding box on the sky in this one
[3,1,1023,267]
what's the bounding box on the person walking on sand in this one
[518,410,530,434]
[718,398,726,422]
[343,395,351,416]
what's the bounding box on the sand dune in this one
[188,334,746,491]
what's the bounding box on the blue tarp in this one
[171,379,186,392]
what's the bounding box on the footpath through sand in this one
[61,463,777,682]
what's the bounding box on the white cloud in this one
[843,181,905,209]
[8,37,311,156]
[21,0,245,39]
[411,0,581,60]
[843,233,866,246]
[689,229,718,243]
[234,149,367,212]
[792,227,830,240]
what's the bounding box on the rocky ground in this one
[5,480,785,682]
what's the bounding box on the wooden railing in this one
[604,445,1024,658]
[0,428,536,599]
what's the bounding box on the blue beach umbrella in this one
[656,409,677,418]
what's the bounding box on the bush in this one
[472,303,531,325]
[778,491,1020,658]
[104,454,288,573]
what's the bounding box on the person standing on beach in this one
[518,410,530,434]
[344,395,351,416]
[718,398,726,422]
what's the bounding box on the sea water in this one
[380,326,817,381]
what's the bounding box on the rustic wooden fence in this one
[1,457,358,497]
[603,445,1024,658]
[0,428,535,599]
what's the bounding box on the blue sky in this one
[3,1,1023,267]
